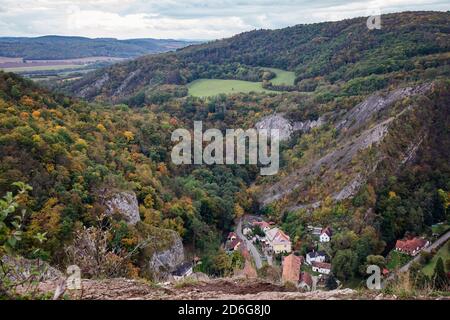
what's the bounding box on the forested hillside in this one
[62,11,449,103]
[0,71,257,278]
[1,11,449,295]
[0,36,197,60]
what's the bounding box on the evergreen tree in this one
[433,257,448,290]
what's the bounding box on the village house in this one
[252,220,271,233]
[312,261,331,275]
[281,253,302,285]
[226,238,241,253]
[172,262,193,281]
[395,237,429,256]
[319,227,332,242]
[308,226,323,236]
[306,251,327,265]
[265,227,292,254]
[298,271,314,291]
[227,232,237,241]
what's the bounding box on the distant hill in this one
[0,36,198,60]
[61,11,450,103]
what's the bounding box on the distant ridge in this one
[0,36,199,60]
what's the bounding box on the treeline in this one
[0,36,195,60]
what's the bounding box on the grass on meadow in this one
[422,240,450,276]
[187,79,277,97]
[386,251,412,270]
[187,67,295,97]
[262,67,296,86]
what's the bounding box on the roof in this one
[321,226,332,237]
[299,272,313,287]
[253,221,271,229]
[395,237,428,252]
[172,262,193,276]
[307,251,326,258]
[228,239,241,250]
[312,261,331,270]
[266,228,291,243]
[282,254,302,283]
[228,232,237,239]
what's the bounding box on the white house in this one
[319,227,332,243]
[312,261,331,275]
[306,251,327,265]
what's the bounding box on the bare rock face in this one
[255,113,324,141]
[77,73,110,99]
[148,230,185,280]
[258,83,433,210]
[104,191,141,225]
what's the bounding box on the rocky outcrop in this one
[77,72,110,98]
[255,113,324,141]
[103,191,141,225]
[114,69,141,96]
[1,255,63,282]
[337,83,431,135]
[258,83,433,209]
[147,230,185,280]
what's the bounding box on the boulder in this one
[103,191,140,225]
[147,230,185,280]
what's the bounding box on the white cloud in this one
[0,0,448,39]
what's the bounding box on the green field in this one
[187,67,296,97]
[422,240,450,276]
[187,79,277,97]
[432,223,450,236]
[262,67,296,86]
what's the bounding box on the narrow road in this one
[236,218,263,269]
[389,230,450,280]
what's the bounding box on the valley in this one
[0,10,449,300]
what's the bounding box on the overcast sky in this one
[0,0,448,40]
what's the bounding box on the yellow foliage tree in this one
[123,131,135,141]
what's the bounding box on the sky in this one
[0,0,448,40]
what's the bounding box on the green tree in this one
[325,274,338,290]
[332,249,358,281]
[433,257,448,290]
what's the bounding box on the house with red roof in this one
[312,261,332,275]
[227,232,237,241]
[319,226,332,243]
[266,227,292,253]
[226,238,241,252]
[252,220,271,233]
[395,237,429,256]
